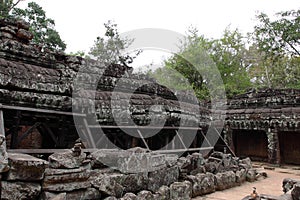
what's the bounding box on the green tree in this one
[159,27,251,99]
[0,0,23,19]
[12,2,66,51]
[89,20,140,66]
[251,9,300,88]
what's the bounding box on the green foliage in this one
[0,0,22,19]
[89,20,140,66]
[12,2,66,51]
[251,9,300,88]
[157,27,251,99]
[254,10,300,58]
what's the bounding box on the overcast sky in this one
[17,0,299,69]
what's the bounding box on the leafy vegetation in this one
[151,9,300,99]
[89,20,141,66]
[12,2,66,51]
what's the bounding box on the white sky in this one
[17,0,299,69]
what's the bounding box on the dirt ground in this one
[193,162,300,200]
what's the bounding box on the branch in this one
[285,40,300,56]
[9,0,23,12]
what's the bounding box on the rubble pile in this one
[0,18,210,127]
[0,148,261,200]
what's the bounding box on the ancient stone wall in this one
[0,18,210,129]
[224,88,300,164]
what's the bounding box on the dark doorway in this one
[233,130,268,161]
[279,131,300,165]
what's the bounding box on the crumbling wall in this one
[0,18,210,128]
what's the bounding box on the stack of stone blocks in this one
[0,147,261,200]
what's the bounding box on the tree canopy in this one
[151,8,300,99]
[89,20,140,66]
[0,1,66,51]
[12,2,66,51]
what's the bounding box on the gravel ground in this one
[193,163,300,200]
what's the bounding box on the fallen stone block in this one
[48,150,86,169]
[236,169,247,185]
[187,172,215,197]
[42,167,91,192]
[170,181,192,200]
[91,149,166,173]
[147,165,179,192]
[42,188,101,200]
[239,157,252,170]
[156,185,170,200]
[42,180,91,192]
[43,168,91,184]
[121,172,148,193]
[48,193,66,200]
[121,192,138,200]
[91,173,124,197]
[214,171,236,190]
[137,190,154,200]
[246,168,257,182]
[7,153,48,181]
[1,181,41,200]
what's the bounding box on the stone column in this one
[267,128,280,164]
[223,124,235,155]
[0,109,9,172]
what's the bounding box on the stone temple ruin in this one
[224,88,300,165]
[0,18,300,199]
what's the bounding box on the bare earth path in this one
[194,163,300,200]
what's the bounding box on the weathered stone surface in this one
[43,167,91,192]
[170,181,192,200]
[48,150,86,169]
[7,153,48,181]
[204,161,218,174]
[214,171,236,190]
[103,197,118,200]
[16,29,33,41]
[165,154,178,167]
[91,149,166,173]
[89,169,147,193]
[156,185,170,200]
[43,168,90,184]
[42,180,91,192]
[42,188,101,200]
[1,181,41,200]
[121,192,138,200]
[283,178,299,193]
[0,135,9,173]
[236,169,247,185]
[121,172,148,193]
[292,183,300,200]
[137,190,154,200]
[187,172,215,197]
[177,154,204,178]
[91,173,124,197]
[147,165,179,192]
[239,157,252,170]
[246,168,257,182]
[49,193,66,200]
[66,188,101,200]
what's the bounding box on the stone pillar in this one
[223,124,235,154]
[266,128,280,164]
[0,109,9,172]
